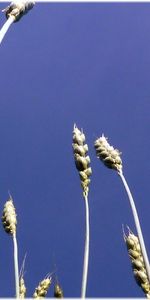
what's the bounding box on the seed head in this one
[19,277,26,298]
[94,134,122,172]
[2,198,17,235]
[33,276,52,298]
[3,1,35,22]
[72,124,92,196]
[54,283,63,298]
[124,227,150,297]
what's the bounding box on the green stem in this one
[81,193,90,298]
[13,233,19,298]
[118,170,150,282]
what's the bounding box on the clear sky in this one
[0,1,150,297]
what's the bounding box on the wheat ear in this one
[73,124,92,298]
[0,1,35,45]
[124,226,150,298]
[53,274,64,298]
[19,276,26,299]
[54,283,64,298]
[2,196,19,298]
[33,275,52,299]
[94,135,150,284]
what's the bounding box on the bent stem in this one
[13,233,19,298]
[0,16,15,45]
[118,170,150,283]
[81,193,90,299]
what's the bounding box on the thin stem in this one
[81,193,90,299]
[13,233,19,298]
[0,16,15,45]
[118,170,150,283]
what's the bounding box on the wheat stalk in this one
[2,196,19,298]
[94,134,150,286]
[73,124,92,298]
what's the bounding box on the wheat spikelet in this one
[54,283,63,298]
[33,276,52,299]
[73,124,92,196]
[2,198,17,235]
[124,227,150,297]
[94,134,122,171]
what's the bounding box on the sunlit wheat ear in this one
[94,135,150,284]
[73,124,92,197]
[124,227,150,298]
[33,275,52,299]
[94,134,122,171]
[0,1,35,45]
[73,124,92,298]
[54,283,64,298]
[2,196,19,298]
[3,1,35,22]
[19,277,26,299]
[2,198,17,234]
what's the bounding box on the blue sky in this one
[0,2,150,297]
